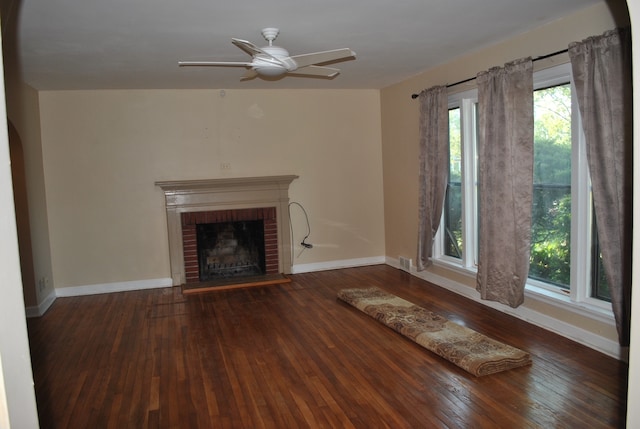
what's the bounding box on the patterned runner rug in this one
[337,286,532,376]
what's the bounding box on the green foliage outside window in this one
[445,108,463,258]
[529,85,572,287]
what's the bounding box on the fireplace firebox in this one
[197,220,265,281]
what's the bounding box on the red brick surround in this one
[181,207,278,284]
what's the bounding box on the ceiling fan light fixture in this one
[254,65,287,76]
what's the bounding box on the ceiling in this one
[12,0,602,91]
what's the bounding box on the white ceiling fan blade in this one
[241,69,259,80]
[178,61,252,67]
[232,38,289,69]
[291,65,341,78]
[232,38,267,57]
[290,48,355,68]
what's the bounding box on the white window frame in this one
[434,89,478,269]
[434,63,614,317]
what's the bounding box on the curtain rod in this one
[410,48,569,99]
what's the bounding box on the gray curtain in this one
[476,58,534,308]
[569,28,632,346]
[417,85,449,270]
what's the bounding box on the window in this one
[435,63,610,308]
[437,90,478,270]
[530,83,572,289]
[444,108,462,259]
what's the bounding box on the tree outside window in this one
[530,84,572,287]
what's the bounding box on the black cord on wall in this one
[289,202,313,257]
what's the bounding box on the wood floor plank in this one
[27,265,627,428]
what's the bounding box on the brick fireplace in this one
[181,207,278,284]
[156,175,298,286]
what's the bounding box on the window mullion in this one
[460,98,477,268]
[570,85,592,303]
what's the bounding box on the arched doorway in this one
[7,120,37,308]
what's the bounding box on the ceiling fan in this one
[178,28,356,80]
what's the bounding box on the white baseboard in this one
[55,277,173,298]
[291,256,386,274]
[25,289,56,318]
[385,256,624,361]
[27,258,622,360]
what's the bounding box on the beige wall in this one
[38,89,385,289]
[381,2,624,345]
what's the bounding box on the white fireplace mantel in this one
[156,175,298,286]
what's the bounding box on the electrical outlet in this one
[220,162,231,170]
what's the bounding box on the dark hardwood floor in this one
[27,265,627,428]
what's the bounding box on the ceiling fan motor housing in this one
[254,45,297,76]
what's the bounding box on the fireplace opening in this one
[196,220,266,281]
